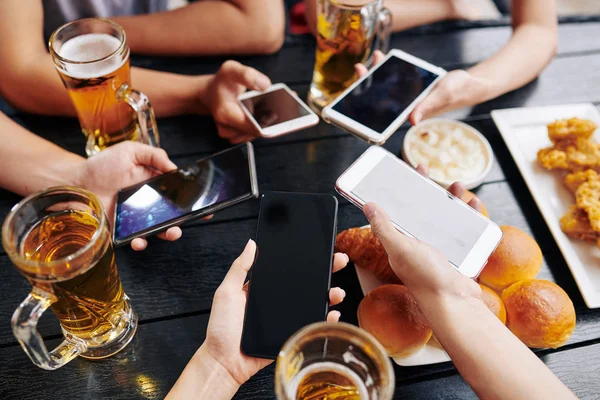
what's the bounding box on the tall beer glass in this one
[308,0,392,113]
[2,187,138,370]
[276,322,394,400]
[49,18,160,156]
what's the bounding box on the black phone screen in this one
[241,192,338,359]
[114,144,254,243]
[241,88,310,128]
[332,56,440,133]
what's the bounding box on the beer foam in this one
[288,362,369,399]
[58,33,125,79]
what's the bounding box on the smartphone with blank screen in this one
[322,49,446,145]
[336,146,502,278]
[241,192,338,359]
[238,83,319,138]
[113,143,258,246]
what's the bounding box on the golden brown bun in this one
[502,280,576,348]
[461,190,489,218]
[480,283,507,324]
[358,285,431,358]
[336,228,401,284]
[479,226,542,291]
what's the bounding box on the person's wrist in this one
[61,156,87,189]
[186,75,214,115]
[465,69,502,104]
[193,344,242,394]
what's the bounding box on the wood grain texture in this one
[2,310,599,399]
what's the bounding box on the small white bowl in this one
[402,118,494,190]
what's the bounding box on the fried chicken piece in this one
[537,147,570,170]
[538,139,600,172]
[548,118,597,145]
[560,205,599,241]
[564,170,599,194]
[576,179,600,232]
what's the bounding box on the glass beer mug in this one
[276,322,395,400]
[308,0,393,113]
[49,18,160,156]
[2,187,138,370]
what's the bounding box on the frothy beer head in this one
[57,33,125,79]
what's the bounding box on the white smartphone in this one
[336,146,503,278]
[322,49,446,145]
[238,83,319,138]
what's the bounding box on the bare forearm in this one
[166,345,240,400]
[0,54,212,118]
[114,1,285,56]
[0,113,83,196]
[468,23,557,103]
[384,0,458,32]
[420,294,574,400]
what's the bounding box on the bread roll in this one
[336,227,401,284]
[358,285,431,358]
[502,279,576,348]
[479,226,542,291]
[480,283,506,324]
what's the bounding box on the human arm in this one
[363,185,575,399]
[0,0,270,139]
[166,240,349,399]
[113,0,285,56]
[0,112,182,250]
[409,0,557,123]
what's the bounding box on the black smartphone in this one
[241,192,338,359]
[112,143,259,246]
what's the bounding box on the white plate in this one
[491,103,600,308]
[354,225,452,366]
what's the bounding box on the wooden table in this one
[2,20,600,399]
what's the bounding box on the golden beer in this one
[50,19,159,156]
[276,323,394,400]
[313,13,373,102]
[3,187,137,370]
[308,0,392,113]
[22,210,126,341]
[56,44,141,153]
[293,362,366,400]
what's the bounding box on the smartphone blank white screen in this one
[352,156,489,266]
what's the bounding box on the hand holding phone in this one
[241,192,338,359]
[323,49,446,145]
[336,147,502,278]
[238,83,319,138]
[113,143,258,246]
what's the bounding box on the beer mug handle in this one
[11,288,86,370]
[373,8,393,59]
[117,83,161,148]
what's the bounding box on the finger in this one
[327,310,341,323]
[354,63,369,78]
[410,87,448,125]
[133,144,177,173]
[220,60,271,91]
[222,239,257,289]
[448,182,466,199]
[332,253,349,273]
[372,50,385,64]
[156,227,183,241]
[363,202,413,257]
[130,237,148,251]
[416,164,429,177]
[329,287,346,306]
[202,214,214,220]
[468,196,483,213]
[230,133,256,145]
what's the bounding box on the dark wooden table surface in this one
[2,20,600,400]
